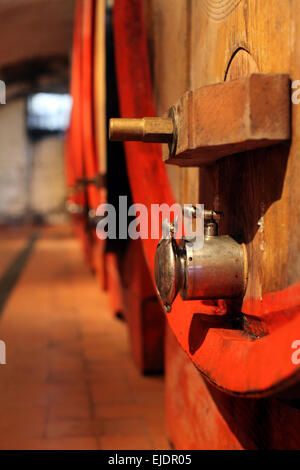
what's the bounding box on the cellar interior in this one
[1,0,300,453]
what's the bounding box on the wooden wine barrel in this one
[113,0,300,398]
[66,0,92,264]
[67,0,107,284]
[68,0,164,345]
[95,1,165,364]
[122,238,165,373]
[66,0,83,199]
[81,0,100,211]
[89,0,108,288]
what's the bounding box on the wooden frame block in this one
[163,74,291,166]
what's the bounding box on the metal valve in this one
[76,173,106,189]
[65,200,84,215]
[154,211,248,312]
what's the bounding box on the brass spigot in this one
[109,117,174,143]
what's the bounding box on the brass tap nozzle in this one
[109,117,174,143]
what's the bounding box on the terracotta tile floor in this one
[0,225,169,450]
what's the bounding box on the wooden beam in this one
[163,74,291,167]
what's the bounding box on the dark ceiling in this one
[0,0,75,94]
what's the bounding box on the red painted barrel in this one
[81,0,102,211]
[113,0,300,396]
[66,0,84,206]
[64,0,300,449]
[67,0,106,275]
[66,0,91,262]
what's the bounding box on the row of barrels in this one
[65,0,300,449]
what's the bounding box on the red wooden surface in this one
[67,0,105,277]
[66,0,89,262]
[166,324,300,449]
[81,0,107,282]
[122,240,165,374]
[81,0,102,211]
[113,0,300,395]
[105,252,124,316]
[66,0,84,207]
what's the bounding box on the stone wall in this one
[29,136,67,223]
[0,97,67,224]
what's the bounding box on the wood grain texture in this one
[147,0,199,205]
[199,0,243,22]
[163,74,290,166]
[148,0,296,308]
[190,0,295,312]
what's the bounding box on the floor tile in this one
[0,226,167,450]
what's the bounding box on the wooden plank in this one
[190,0,293,305]
[163,74,291,166]
[148,0,199,205]
[94,0,107,175]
